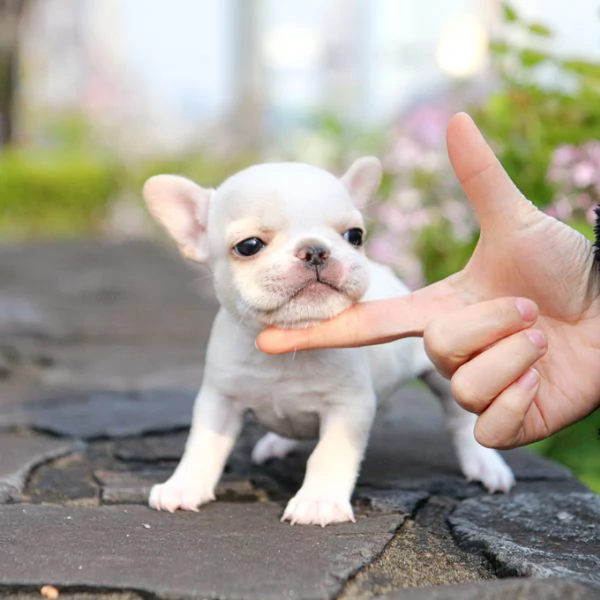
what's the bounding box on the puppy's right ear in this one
[143,175,214,263]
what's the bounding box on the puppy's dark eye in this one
[233,237,266,257]
[343,228,364,247]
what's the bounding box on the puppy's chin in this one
[259,282,355,329]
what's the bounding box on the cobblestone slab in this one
[449,493,600,589]
[1,241,597,599]
[9,388,196,439]
[0,434,81,503]
[377,578,600,599]
[0,503,403,600]
[0,241,218,342]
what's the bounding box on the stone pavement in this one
[0,240,598,600]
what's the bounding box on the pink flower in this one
[545,197,573,221]
[551,144,577,168]
[574,192,593,210]
[374,203,409,233]
[367,233,399,265]
[572,161,597,188]
[401,104,450,149]
[583,141,600,167]
[387,137,425,171]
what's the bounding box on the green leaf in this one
[561,59,600,79]
[519,48,548,68]
[489,40,510,56]
[502,2,519,23]
[527,21,553,37]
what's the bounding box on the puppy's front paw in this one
[149,477,215,513]
[282,491,355,526]
[458,445,515,493]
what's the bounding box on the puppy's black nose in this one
[297,245,330,268]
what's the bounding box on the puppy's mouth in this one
[256,275,354,328]
[288,278,342,300]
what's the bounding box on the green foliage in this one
[530,409,600,493]
[415,221,477,284]
[473,2,600,208]
[0,150,120,237]
[0,146,254,238]
[123,153,254,193]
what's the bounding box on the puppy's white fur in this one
[143,158,515,526]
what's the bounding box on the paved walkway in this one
[0,240,598,599]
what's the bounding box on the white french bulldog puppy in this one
[143,158,515,526]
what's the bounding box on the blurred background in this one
[0,0,598,489]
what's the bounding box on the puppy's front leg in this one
[282,396,376,527]
[149,384,243,512]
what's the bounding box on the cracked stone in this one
[11,388,196,439]
[113,433,188,462]
[0,241,218,342]
[95,470,158,505]
[0,503,403,600]
[341,497,495,598]
[0,434,81,503]
[5,340,208,391]
[449,492,600,589]
[376,578,600,599]
[97,468,274,505]
[24,452,99,507]
[355,488,430,516]
[0,294,53,338]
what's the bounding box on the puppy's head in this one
[143,158,381,328]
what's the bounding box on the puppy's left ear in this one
[143,174,214,263]
[341,156,382,208]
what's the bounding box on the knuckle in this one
[474,418,513,450]
[450,371,485,414]
[424,320,458,365]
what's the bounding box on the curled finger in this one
[473,369,543,449]
[450,328,547,414]
[424,297,539,378]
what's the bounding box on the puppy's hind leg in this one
[420,370,515,493]
[251,432,301,465]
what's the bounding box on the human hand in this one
[256,112,600,447]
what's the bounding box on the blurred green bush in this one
[473,2,600,240]
[0,149,120,237]
[0,148,253,238]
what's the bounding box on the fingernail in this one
[526,329,547,350]
[518,368,540,390]
[515,298,537,323]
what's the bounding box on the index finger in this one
[256,280,462,354]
